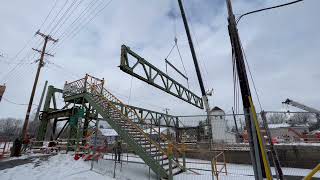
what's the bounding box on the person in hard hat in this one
[113,138,122,162]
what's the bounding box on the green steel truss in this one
[62,74,184,178]
[114,103,179,128]
[120,45,204,109]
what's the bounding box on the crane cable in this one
[164,10,189,88]
[232,51,240,114]
[239,39,263,112]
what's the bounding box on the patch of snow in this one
[0,153,110,180]
[1,153,319,180]
[99,128,118,137]
[268,123,291,129]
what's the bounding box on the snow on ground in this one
[0,153,319,180]
[0,154,109,180]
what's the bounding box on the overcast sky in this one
[0,0,319,119]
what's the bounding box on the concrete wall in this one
[184,143,320,169]
[269,127,308,139]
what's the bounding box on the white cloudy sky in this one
[0,0,319,119]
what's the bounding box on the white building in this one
[91,128,118,146]
[210,106,236,143]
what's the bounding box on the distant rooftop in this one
[99,128,118,136]
[210,106,224,112]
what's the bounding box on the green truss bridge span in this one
[62,74,184,179]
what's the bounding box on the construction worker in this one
[22,134,31,152]
[11,138,22,157]
[113,138,122,162]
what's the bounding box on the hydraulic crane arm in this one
[282,98,320,114]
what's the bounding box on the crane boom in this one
[282,98,320,114]
[283,98,320,131]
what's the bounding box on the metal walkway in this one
[63,75,183,179]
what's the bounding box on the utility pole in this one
[21,30,58,140]
[226,0,271,179]
[177,0,212,144]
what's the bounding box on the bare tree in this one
[0,118,22,140]
[27,120,40,138]
[267,113,287,124]
[288,113,311,125]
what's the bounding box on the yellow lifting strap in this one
[248,96,272,180]
[304,164,320,180]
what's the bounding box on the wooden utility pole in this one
[21,30,58,140]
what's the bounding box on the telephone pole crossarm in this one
[35,30,59,43]
[32,48,54,57]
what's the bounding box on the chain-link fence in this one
[173,111,320,178]
[83,111,320,179]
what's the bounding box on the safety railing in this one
[84,78,183,169]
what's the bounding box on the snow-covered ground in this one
[0,153,319,180]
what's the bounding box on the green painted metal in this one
[120,45,203,109]
[61,74,185,178]
[68,107,85,149]
[112,102,179,128]
[168,154,173,180]
[83,93,169,178]
[36,85,55,142]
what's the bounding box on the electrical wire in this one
[47,0,108,53]
[236,0,304,24]
[57,0,113,51]
[2,96,38,107]
[38,0,59,30]
[50,0,85,38]
[239,39,263,112]
[1,0,73,83]
[44,0,100,53]
[43,0,70,34]
[48,0,78,35]
[0,0,80,92]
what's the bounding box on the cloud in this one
[0,0,319,120]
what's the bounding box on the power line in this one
[38,0,59,30]
[43,0,70,34]
[49,0,113,53]
[46,0,101,53]
[2,96,38,107]
[1,0,70,83]
[50,0,85,38]
[48,0,78,35]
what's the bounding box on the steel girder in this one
[120,45,204,109]
[113,102,179,128]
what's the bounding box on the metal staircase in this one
[63,75,183,179]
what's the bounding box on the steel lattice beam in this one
[120,45,203,109]
[113,102,179,127]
